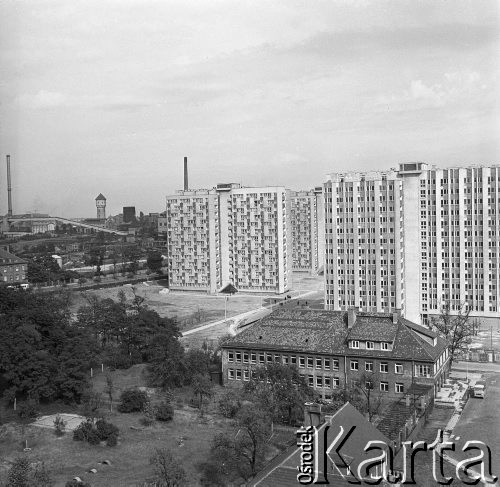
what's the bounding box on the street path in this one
[181,290,318,337]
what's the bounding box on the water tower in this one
[95,193,106,220]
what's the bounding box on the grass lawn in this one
[68,272,325,333]
[1,364,295,486]
[0,409,235,486]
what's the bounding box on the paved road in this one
[453,361,500,374]
[447,372,500,484]
[181,290,318,337]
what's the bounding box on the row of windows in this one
[227,351,341,370]
[227,351,414,375]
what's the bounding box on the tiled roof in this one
[251,402,392,486]
[95,193,106,200]
[0,249,27,265]
[224,308,447,363]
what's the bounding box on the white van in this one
[472,380,486,398]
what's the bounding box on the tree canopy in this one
[0,288,97,403]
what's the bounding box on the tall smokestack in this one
[6,155,12,217]
[183,156,188,191]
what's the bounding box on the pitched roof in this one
[251,402,392,486]
[95,193,106,200]
[224,308,447,362]
[0,249,27,265]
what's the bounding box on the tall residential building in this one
[324,162,500,326]
[324,170,405,316]
[290,187,325,273]
[165,184,292,294]
[399,163,500,325]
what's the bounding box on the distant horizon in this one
[1,1,498,218]
[3,157,500,219]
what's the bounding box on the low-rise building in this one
[0,247,28,285]
[221,308,450,401]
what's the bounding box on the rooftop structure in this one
[222,308,450,401]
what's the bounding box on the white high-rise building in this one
[324,170,405,316]
[165,184,292,294]
[290,188,325,273]
[324,162,500,326]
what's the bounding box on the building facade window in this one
[395,383,404,393]
[380,382,389,392]
[365,362,373,372]
[395,363,403,374]
[350,360,359,371]
[380,363,388,373]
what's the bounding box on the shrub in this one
[66,481,91,487]
[155,402,174,422]
[117,389,149,413]
[17,399,39,421]
[217,391,241,418]
[87,428,101,445]
[140,415,155,426]
[53,414,67,436]
[106,433,118,447]
[95,419,119,441]
[73,420,93,442]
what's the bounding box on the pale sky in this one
[0,0,499,217]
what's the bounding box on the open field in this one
[0,364,294,486]
[69,271,324,332]
[0,408,234,486]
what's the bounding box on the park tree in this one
[191,373,213,412]
[0,288,96,403]
[146,251,163,274]
[206,405,270,482]
[244,362,316,426]
[183,349,211,384]
[431,302,475,368]
[149,448,187,487]
[147,330,185,389]
[352,372,384,422]
[124,245,141,275]
[27,255,61,283]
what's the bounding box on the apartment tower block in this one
[290,187,325,273]
[324,162,500,326]
[324,170,405,316]
[165,184,292,294]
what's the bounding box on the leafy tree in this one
[80,391,104,421]
[27,255,60,284]
[0,288,96,403]
[352,372,383,422]
[147,323,185,389]
[244,362,316,426]
[207,405,270,482]
[149,448,187,487]
[191,374,213,412]
[146,251,163,274]
[217,390,242,418]
[431,302,474,368]
[183,349,211,384]
[124,245,141,275]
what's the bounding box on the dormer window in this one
[381,342,390,351]
[366,341,374,350]
[351,340,359,349]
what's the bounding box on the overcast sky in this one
[0,0,499,217]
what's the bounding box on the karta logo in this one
[296,425,498,485]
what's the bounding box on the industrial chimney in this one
[183,156,188,191]
[6,155,12,217]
